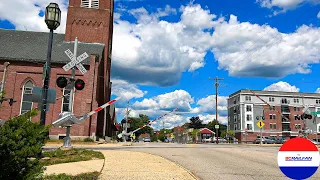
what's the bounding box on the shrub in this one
[0,109,50,180]
[83,137,94,142]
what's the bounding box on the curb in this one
[99,153,106,174]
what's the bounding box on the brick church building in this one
[0,0,116,140]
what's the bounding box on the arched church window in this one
[20,80,34,117]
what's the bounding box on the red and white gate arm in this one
[77,97,121,124]
[129,108,179,135]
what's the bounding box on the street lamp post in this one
[40,3,61,126]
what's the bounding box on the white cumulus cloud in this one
[132,90,194,112]
[111,79,147,102]
[0,0,68,34]
[256,0,319,15]
[263,81,300,92]
[211,15,320,78]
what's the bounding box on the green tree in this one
[126,114,154,138]
[206,119,227,137]
[0,109,50,179]
[188,116,205,129]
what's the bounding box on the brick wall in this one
[0,55,104,137]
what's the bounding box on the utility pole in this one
[209,76,224,144]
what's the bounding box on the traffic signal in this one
[56,76,68,88]
[303,114,312,119]
[8,98,16,106]
[74,79,85,90]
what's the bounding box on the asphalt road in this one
[44,143,320,180]
[124,143,320,180]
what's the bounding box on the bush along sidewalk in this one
[44,172,101,180]
[40,148,104,166]
[0,109,50,180]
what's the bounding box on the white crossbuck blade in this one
[62,49,89,74]
[52,97,121,127]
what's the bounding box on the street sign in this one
[31,87,56,104]
[215,125,219,129]
[310,111,320,115]
[257,120,265,129]
[62,49,89,74]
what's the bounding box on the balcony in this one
[282,128,291,132]
[281,106,290,114]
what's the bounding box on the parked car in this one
[143,137,151,142]
[202,137,213,143]
[218,137,227,143]
[255,136,275,144]
[269,137,286,144]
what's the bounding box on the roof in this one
[200,128,214,134]
[229,89,320,98]
[0,29,105,65]
[140,133,150,137]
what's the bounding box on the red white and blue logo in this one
[278,138,320,180]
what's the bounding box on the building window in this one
[61,84,74,112]
[269,97,274,102]
[234,115,237,122]
[281,98,289,104]
[246,105,252,112]
[246,124,252,130]
[81,0,99,9]
[270,123,276,129]
[316,100,320,104]
[294,98,299,103]
[20,80,34,116]
[245,96,251,101]
[234,124,237,131]
[246,114,252,121]
[295,124,301,129]
[297,107,300,111]
[269,114,276,119]
[269,106,275,111]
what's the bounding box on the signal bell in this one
[74,79,85,90]
[56,76,68,88]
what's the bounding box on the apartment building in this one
[227,89,320,142]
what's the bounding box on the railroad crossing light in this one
[74,79,85,90]
[56,76,68,88]
[8,98,16,106]
[303,114,312,119]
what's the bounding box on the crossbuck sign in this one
[63,49,89,74]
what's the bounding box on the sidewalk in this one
[99,150,197,180]
[44,159,104,176]
[44,150,197,180]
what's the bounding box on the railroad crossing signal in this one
[257,120,265,129]
[63,49,89,74]
[56,76,85,91]
[74,79,85,90]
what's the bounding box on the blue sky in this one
[1,0,320,130]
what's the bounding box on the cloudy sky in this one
[1,0,320,130]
